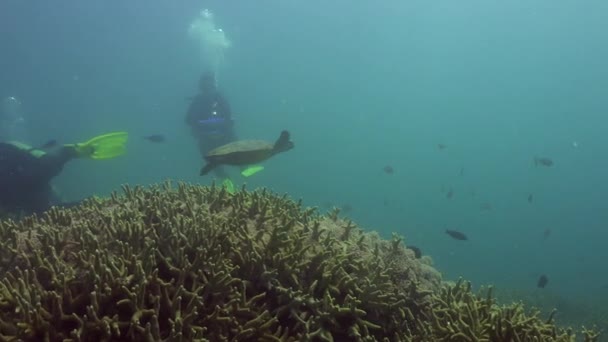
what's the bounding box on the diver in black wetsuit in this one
[185,71,237,178]
[0,142,79,214]
[0,132,128,217]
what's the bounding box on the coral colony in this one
[0,182,600,341]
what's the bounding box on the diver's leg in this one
[38,147,77,182]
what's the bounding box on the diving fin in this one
[241,165,264,177]
[65,131,128,160]
[221,178,235,194]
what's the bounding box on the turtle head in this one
[273,130,294,153]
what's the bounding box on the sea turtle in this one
[200,130,294,176]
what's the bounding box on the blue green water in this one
[1,0,607,318]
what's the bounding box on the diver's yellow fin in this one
[221,178,235,194]
[241,165,264,177]
[65,131,128,160]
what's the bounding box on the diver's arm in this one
[185,97,198,126]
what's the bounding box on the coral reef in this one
[417,280,601,342]
[0,182,600,341]
[495,287,608,341]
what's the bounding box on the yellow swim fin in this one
[65,131,128,160]
[221,178,235,194]
[241,165,264,177]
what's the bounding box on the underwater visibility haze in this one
[1,0,607,338]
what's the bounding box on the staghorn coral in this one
[0,182,600,341]
[0,182,438,341]
[414,279,601,342]
[494,287,608,339]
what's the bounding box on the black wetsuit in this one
[186,87,238,178]
[0,143,75,214]
[185,89,236,156]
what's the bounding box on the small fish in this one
[534,157,553,167]
[459,167,464,176]
[528,194,533,203]
[341,204,353,213]
[543,228,552,240]
[479,202,493,211]
[144,134,166,143]
[383,165,394,174]
[445,229,468,241]
[407,245,422,258]
[446,189,454,199]
[437,143,447,150]
[537,274,549,288]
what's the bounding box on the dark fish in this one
[446,189,454,199]
[383,198,389,206]
[445,229,468,241]
[543,228,551,240]
[479,202,493,211]
[383,165,394,174]
[407,245,422,259]
[528,194,533,203]
[144,134,166,143]
[437,143,447,150]
[537,274,548,288]
[577,255,586,263]
[534,157,553,167]
[341,204,353,213]
[459,167,464,176]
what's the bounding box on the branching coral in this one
[0,182,435,341]
[0,182,600,341]
[414,279,601,342]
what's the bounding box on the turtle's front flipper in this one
[200,163,216,175]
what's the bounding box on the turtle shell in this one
[205,139,274,165]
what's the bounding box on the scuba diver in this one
[0,132,128,217]
[0,96,28,141]
[185,71,237,178]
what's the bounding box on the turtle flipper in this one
[200,163,216,176]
